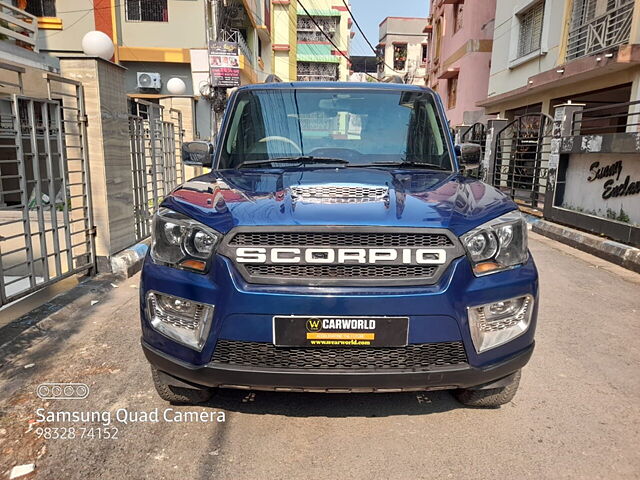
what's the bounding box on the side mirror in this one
[455,143,482,165]
[182,141,214,167]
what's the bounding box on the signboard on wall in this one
[209,41,240,87]
[562,154,640,225]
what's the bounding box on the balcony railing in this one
[0,1,38,52]
[222,28,254,68]
[566,0,634,61]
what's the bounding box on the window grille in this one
[126,0,169,22]
[297,62,338,82]
[517,1,544,58]
[297,16,338,42]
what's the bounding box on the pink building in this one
[425,0,496,127]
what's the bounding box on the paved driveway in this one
[1,233,639,479]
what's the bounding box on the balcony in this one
[566,0,635,61]
[0,1,38,52]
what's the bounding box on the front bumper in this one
[140,250,538,392]
[143,340,534,392]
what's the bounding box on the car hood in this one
[162,168,516,237]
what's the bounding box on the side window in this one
[25,0,56,17]
[224,98,248,156]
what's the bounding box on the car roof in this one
[237,81,434,93]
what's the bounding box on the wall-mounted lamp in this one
[596,57,602,62]
[604,53,614,58]
[528,80,534,84]
[556,68,565,74]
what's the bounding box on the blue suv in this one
[140,82,538,407]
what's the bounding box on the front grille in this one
[229,232,453,248]
[212,340,468,370]
[246,264,438,279]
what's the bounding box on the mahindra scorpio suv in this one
[140,82,538,408]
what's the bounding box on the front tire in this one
[151,367,212,404]
[453,370,521,408]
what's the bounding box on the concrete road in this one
[1,232,639,480]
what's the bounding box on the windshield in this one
[219,88,453,170]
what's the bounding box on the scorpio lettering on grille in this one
[235,247,447,265]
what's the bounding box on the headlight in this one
[151,207,221,272]
[461,210,528,276]
[146,291,214,351]
[467,295,534,352]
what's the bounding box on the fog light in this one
[146,291,214,351]
[467,295,534,353]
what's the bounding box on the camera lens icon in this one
[37,383,90,400]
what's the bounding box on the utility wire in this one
[296,0,378,81]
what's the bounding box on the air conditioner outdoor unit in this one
[137,72,161,90]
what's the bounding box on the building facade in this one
[24,0,272,140]
[479,0,640,120]
[475,0,640,246]
[376,16,428,85]
[271,0,352,82]
[424,0,496,127]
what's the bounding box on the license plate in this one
[273,315,409,347]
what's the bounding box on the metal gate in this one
[0,68,95,306]
[492,114,553,209]
[129,99,184,242]
[460,122,487,179]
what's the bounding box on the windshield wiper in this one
[355,161,451,171]
[237,156,349,168]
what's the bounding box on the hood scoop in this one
[290,185,390,204]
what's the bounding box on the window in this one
[393,43,407,71]
[297,16,337,42]
[25,0,56,17]
[433,18,442,62]
[454,4,464,33]
[447,77,458,109]
[517,2,544,58]
[421,44,429,65]
[297,62,338,82]
[220,89,451,170]
[126,0,168,22]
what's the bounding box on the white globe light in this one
[167,77,187,95]
[81,31,114,61]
